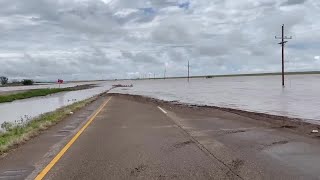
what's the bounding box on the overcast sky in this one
[0,0,320,81]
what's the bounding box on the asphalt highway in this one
[43,96,238,179]
[1,95,320,179]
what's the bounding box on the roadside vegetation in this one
[0,88,70,103]
[0,97,95,155]
[0,76,35,86]
[0,84,94,103]
[22,79,34,85]
[0,76,8,85]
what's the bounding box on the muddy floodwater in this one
[1,75,320,126]
[0,82,113,125]
[110,74,320,124]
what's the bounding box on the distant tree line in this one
[0,76,8,85]
[22,79,34,85]
[0,76,34,86]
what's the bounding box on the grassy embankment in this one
[0,85,94,103]
[0,89,69,103]
[0,97,96,155]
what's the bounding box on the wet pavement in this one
[162,103,320,179]
[45,96,238,180]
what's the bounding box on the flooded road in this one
[0,82,113,125]
[2,74,320,126]
[110,74,320,123]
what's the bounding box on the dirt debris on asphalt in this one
[109,93,320,138]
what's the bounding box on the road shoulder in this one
[0,94,109,180]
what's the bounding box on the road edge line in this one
[157,105,244,180]
[35,97,112,180]
[157,106,167,114]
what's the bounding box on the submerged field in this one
[0,82,113,125]
[110,74,320,123]
[1,74,320,129]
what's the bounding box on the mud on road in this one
[107,94,320,179]
[109,93,320,138]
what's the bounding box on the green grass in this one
[0,88,72,103]
[0,97,95,155]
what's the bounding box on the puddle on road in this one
[0,82,113,125]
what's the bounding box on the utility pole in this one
[187,60,190,82]
[154,73,156,79]
[275,24,292,87]
[164,67,166,80]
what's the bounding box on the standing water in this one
[110,74,320,124]
[2,75,320,126]
[0,82,113,125]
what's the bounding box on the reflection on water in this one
[0,82,113,125]
[110,75,320,123]
[58,93,65,106]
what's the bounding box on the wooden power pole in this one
[275,24,292,87]
[187,60,190,82]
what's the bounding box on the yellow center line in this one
[35,97,112,180]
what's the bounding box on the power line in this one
[275,24,292,87]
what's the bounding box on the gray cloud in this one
[0,0,319,81]
[281,0,307,6]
